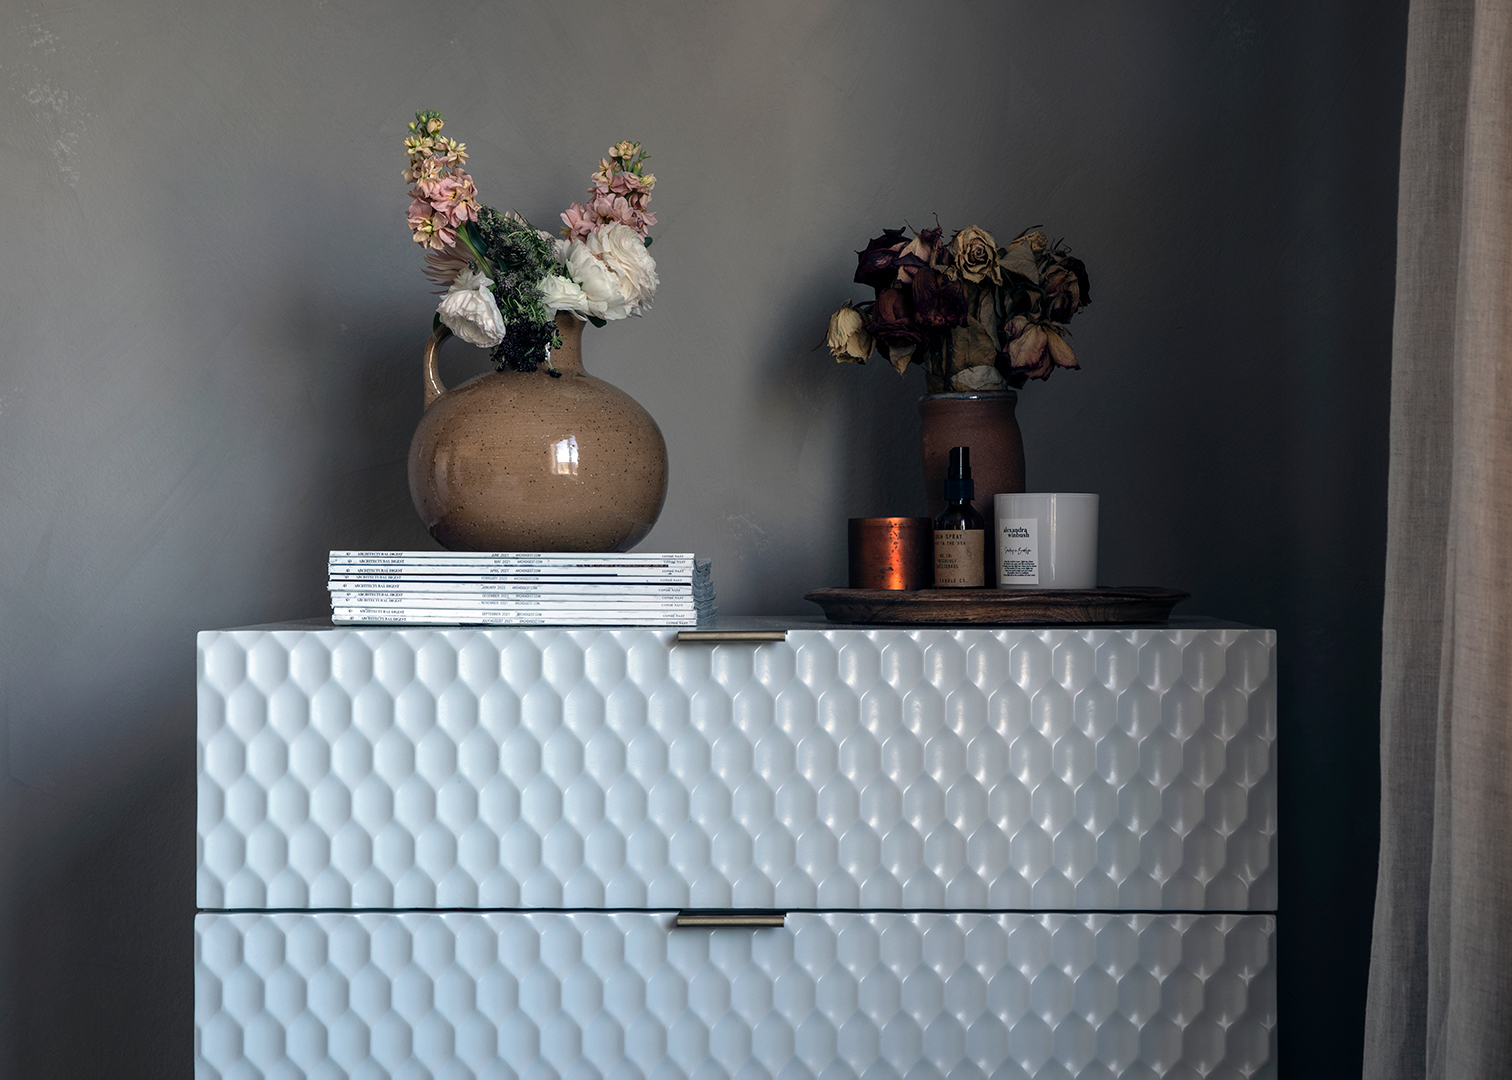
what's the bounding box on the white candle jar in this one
[994,493,1099,589]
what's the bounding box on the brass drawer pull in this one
[674,910,786,928]
[674,630,787,643]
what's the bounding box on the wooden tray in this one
[804,586,1190,626]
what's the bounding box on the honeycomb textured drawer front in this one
[195,912,1276,1079]
[197,627,1276,911]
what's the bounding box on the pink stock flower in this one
[406,166,479,247]
[558,141,657,241]
[560,203,598,242]
[408,212,457,251]
[402,113,481,250]
[418,174,480,226]
[609,172,653,200]
[560,193,655,240]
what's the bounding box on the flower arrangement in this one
[403,111,659,373]
[825,224,1091,393]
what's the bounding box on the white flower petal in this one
[437,279,505,348]
[586,222,658,315]
[539,274,590,318]
[564,240,632,320]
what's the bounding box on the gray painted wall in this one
[0,2,1404,1075]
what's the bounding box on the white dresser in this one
[195,619,1277,1077]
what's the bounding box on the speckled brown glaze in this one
[918,392,1027,517]
[407,313,669,552]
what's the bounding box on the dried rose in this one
[1003,316,1053,380]
[854,227,910,290]
[825,301,874,364]
[1047,327,1079,370]
[950,226,1001,285]
[1042,259,1090,323]
[1064,254,1088,296]
[865,286,926,344]
[1066,256,1090,305]
[1002,315,1080,381]
[1000,230,1048,283]
[911,267,968,327]
[895,226,947,283]
[901,226,943,261]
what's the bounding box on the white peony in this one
[539,273,591,319]
[586,222,658,314]
[436,268,505,347]
[564,240,634,321]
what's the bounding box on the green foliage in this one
[470,209,563,372]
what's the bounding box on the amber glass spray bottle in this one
[933,445,986,587]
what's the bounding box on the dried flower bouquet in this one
[826,224,1091,393]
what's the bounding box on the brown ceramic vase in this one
[919,391,1026,582]
[407,313,669,551]
[918,391,1027,516]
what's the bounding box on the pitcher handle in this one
[422,326,451,409]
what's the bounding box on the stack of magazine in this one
[328,551,715,626]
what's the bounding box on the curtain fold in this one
[1366,1,1512,1076]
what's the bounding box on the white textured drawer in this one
[195,911,1276,1079]
[197,627,1276,911]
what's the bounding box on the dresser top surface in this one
[211,613,1270,634]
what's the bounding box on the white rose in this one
[436,268,505,348]
[565,240,633,321]
[586,222,658,313]
[539,274,590,318]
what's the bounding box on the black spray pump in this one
[934,445,986,587]
[943,446,975,504]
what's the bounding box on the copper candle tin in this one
[848,517,933,590]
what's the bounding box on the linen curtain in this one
[1364,0,1512,1075]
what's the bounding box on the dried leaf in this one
[1000,231,1047,283]
[949,316,999,373]
[951,364,1008,391]
[1047,328,1080,369]
[888,342,917,375]
[969,284,996,327]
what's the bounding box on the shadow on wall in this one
[0,285,441,1080]
[732,264,929,613]
[3,710,192,1080]
[244,280,444,563]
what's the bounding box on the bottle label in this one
[934,529,985,587]
[998,518,1039,585]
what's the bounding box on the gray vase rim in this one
[919,390,1019,402]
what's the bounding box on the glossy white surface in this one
[994,493,1099,589]
[196,911,1276,1079]
[197,627,1277,911]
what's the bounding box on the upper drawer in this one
[198,626,1275,911]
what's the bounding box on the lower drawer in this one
[196,911,1275,1079]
